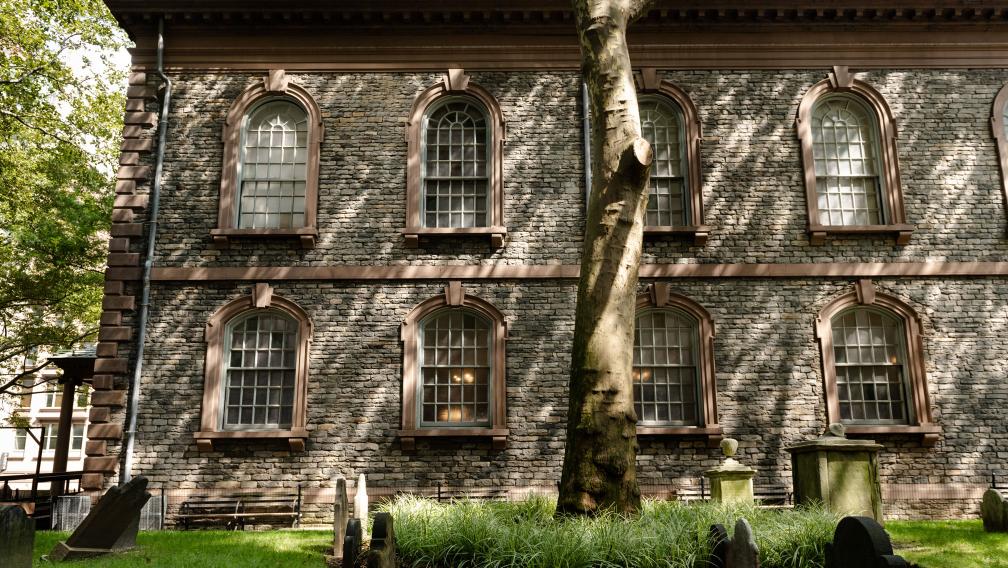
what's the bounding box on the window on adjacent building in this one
[422,99,490,229]
[237,100,309,230]
[815,282,940,444]
[41,424,84,451]
[14,429,27,451]
[44,388,62,409]
[418,309,492,426]
[796,67,911,245]
[18,378,33,408]
[633,308,700,425]
[76,385,90,407]
[639,97,688,227]
[222,312,298,429]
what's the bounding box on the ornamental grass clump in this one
[380,495,839,568]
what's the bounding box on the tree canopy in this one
[0,0,127,396]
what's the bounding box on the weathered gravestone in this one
[365,512,396,568]
[48,476,152,561]
[707,518,758,568]
[334,477,350,556]
[704,438,756,505]
[825,516,908,568]
[343,518,363,568]
[981,488,1008,532]
[1,505,34,568]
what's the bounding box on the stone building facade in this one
[92,2,1008,520]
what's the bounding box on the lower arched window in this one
[222,311,298,429]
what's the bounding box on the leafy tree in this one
[0,0,127,399]
[558,0,652,516]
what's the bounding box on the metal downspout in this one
[121,18,171,484]
[581,79,592,203]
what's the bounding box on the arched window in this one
[815,281,940,445]
[399,282,508,450]
[196,284,312,452]
[635,284,721,442]
[796,67,911,245]
[635,70,707,244]
[213,70,323,248]
[237,100,308,230]
[990,83,1008,231]
[404,69,506,248]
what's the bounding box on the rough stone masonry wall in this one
[115,68,1008,519]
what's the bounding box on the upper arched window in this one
[399,282,508,450]
[213,70,323,249]
[634,284,721,443]
[815,281,939,445]
[990,83,1008,232]
[635,70,707,245]
[404,69,506,248]
[196,284,313,452]
[796,67,911,245]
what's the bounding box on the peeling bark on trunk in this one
[558,0,652,516]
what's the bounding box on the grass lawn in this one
[888,520,1008,568]
[32,529,332,568]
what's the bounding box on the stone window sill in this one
[194,428,308,452]
[210,227,318,249]
[644,225,710,246]
[843,424,941,447]
[636,425,723,445]
[397,428,508,451]
[808,224,914,246]
[402,226,506,249]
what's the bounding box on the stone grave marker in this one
[981,488,1008,532]
[365,512,396,568]
[48,476,152,561]
[708,523,729,568]
[825,516,908,568]
[1,505,34,568]
[728,518,759,568]
[342,517,362,568]
[333,476,349,557]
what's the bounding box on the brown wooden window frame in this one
[212,69,324,249]
[397,282,508,450]
[635,283,722,444]
[814,280,940,446]
[991,83,1008,234]
[195,283,312,452]
[796,66,913,246]
[403,69,506,249]
[636,69,709,245]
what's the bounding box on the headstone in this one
[825,516,908,568]
[704,438,756,505]
[342,518,362,568]
[981,488,1008,533]
[0,505,34,568]
[786,425,884,520]
[355,473,369,538]
[334,476,349,557]
[708,524,729,568]
[728,518,759,568]
[48,476,152,561]
[365,512,396,568]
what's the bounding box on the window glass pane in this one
[418,309,492,426]
[422,99,490,228]
[633,309,700,425]
[237,100,309,229]
[15,429,27,451]
[811,96,884,226]
[639,97,688,227]
[831,308,909,424]
[18,378,33,408]
[222,312,298,429]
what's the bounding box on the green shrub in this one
[380,495,839,568]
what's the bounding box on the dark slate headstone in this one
[343,518,362,568]
[365,512,396,568]
[48,476,152,561]
[0,505,34,568]
[333,477,349,557]
[728,518,759,568]
[708,523,729,568]
[826,516,908,568]
[981,488,1008,533]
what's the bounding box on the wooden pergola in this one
[46,346,96,496]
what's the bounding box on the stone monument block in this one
[48,476,152,561]
[981,488,1008,532]
[0,505,34,568]
[704,438,756,505]
[786,425,883,520]
[825,516,908,568]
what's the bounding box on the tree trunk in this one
[558,0,652,516]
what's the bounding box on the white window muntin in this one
[417,308,494,428]
[633,308,703,426]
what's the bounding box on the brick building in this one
[93,2,1008,520]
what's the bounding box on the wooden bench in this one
[755,486,793,507]
[177,487,302,530]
